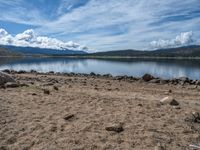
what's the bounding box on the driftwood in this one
[189,144,200,149]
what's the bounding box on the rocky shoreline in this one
[1,69,200,149]
[1,69,200,87]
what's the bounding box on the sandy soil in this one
[0,73,200,150]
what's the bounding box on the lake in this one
[0,57,200,80]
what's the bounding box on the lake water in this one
[0,57,200,80]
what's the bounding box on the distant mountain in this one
[0,45,87,56]
[0,47,22,56]
[87,45,200,57]
[1,45,200,58]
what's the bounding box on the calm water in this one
[0,57,200,80]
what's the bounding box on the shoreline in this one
[1,55,200,60]
[0,71,200,149]
[2,69,200,86]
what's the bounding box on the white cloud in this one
[0,28,88,51]
[0,0,199,51]
[150,31,194,49]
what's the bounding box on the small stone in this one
[105,123,124,133]
[168,89,172,93]
[0,145,7,150]
[43,89,50,95]
[50,126,57,132]
[7,136,17,144]
[64,114,74,121]
[170,99,179,106]
[53,86,59,91]
[192,112,200,123]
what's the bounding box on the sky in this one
[0,0,200,52]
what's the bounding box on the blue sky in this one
[0,0,200,51]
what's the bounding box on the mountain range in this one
[0,45,87,56]
[0,45,200,58]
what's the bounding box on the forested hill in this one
[0,47,22,56]
[87,45,200,57]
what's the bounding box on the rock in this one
[160,97,179,106]
[64,114,75,121]
[185,112,200,123]
[2,69,11,74]
[103,74,112,78]
[178,77,189,82]
[0,145,7,150]
[142,74,155,82]
[18,70,26,74]
[168,89,172,93]
[0,72,16,85]
[90,72,96,76]
[171,78,179,85]
[170,99,179,106]
[4,82,19,88]
[43,89,50,95]
[165,89,172,94]
[48,71,54,74]
[30,70,37,73]
[105,123,124,133]
[53,86,59,91]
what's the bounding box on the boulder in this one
[0,72,16,86]
[2,69,11,74]
[142,74,155,82]
[90,72,96,76]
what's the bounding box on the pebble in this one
[105,123,124,133]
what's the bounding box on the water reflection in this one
[0,57,200,79]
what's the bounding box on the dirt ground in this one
[0,73,200,150]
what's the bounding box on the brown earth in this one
[0,72,200,150]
